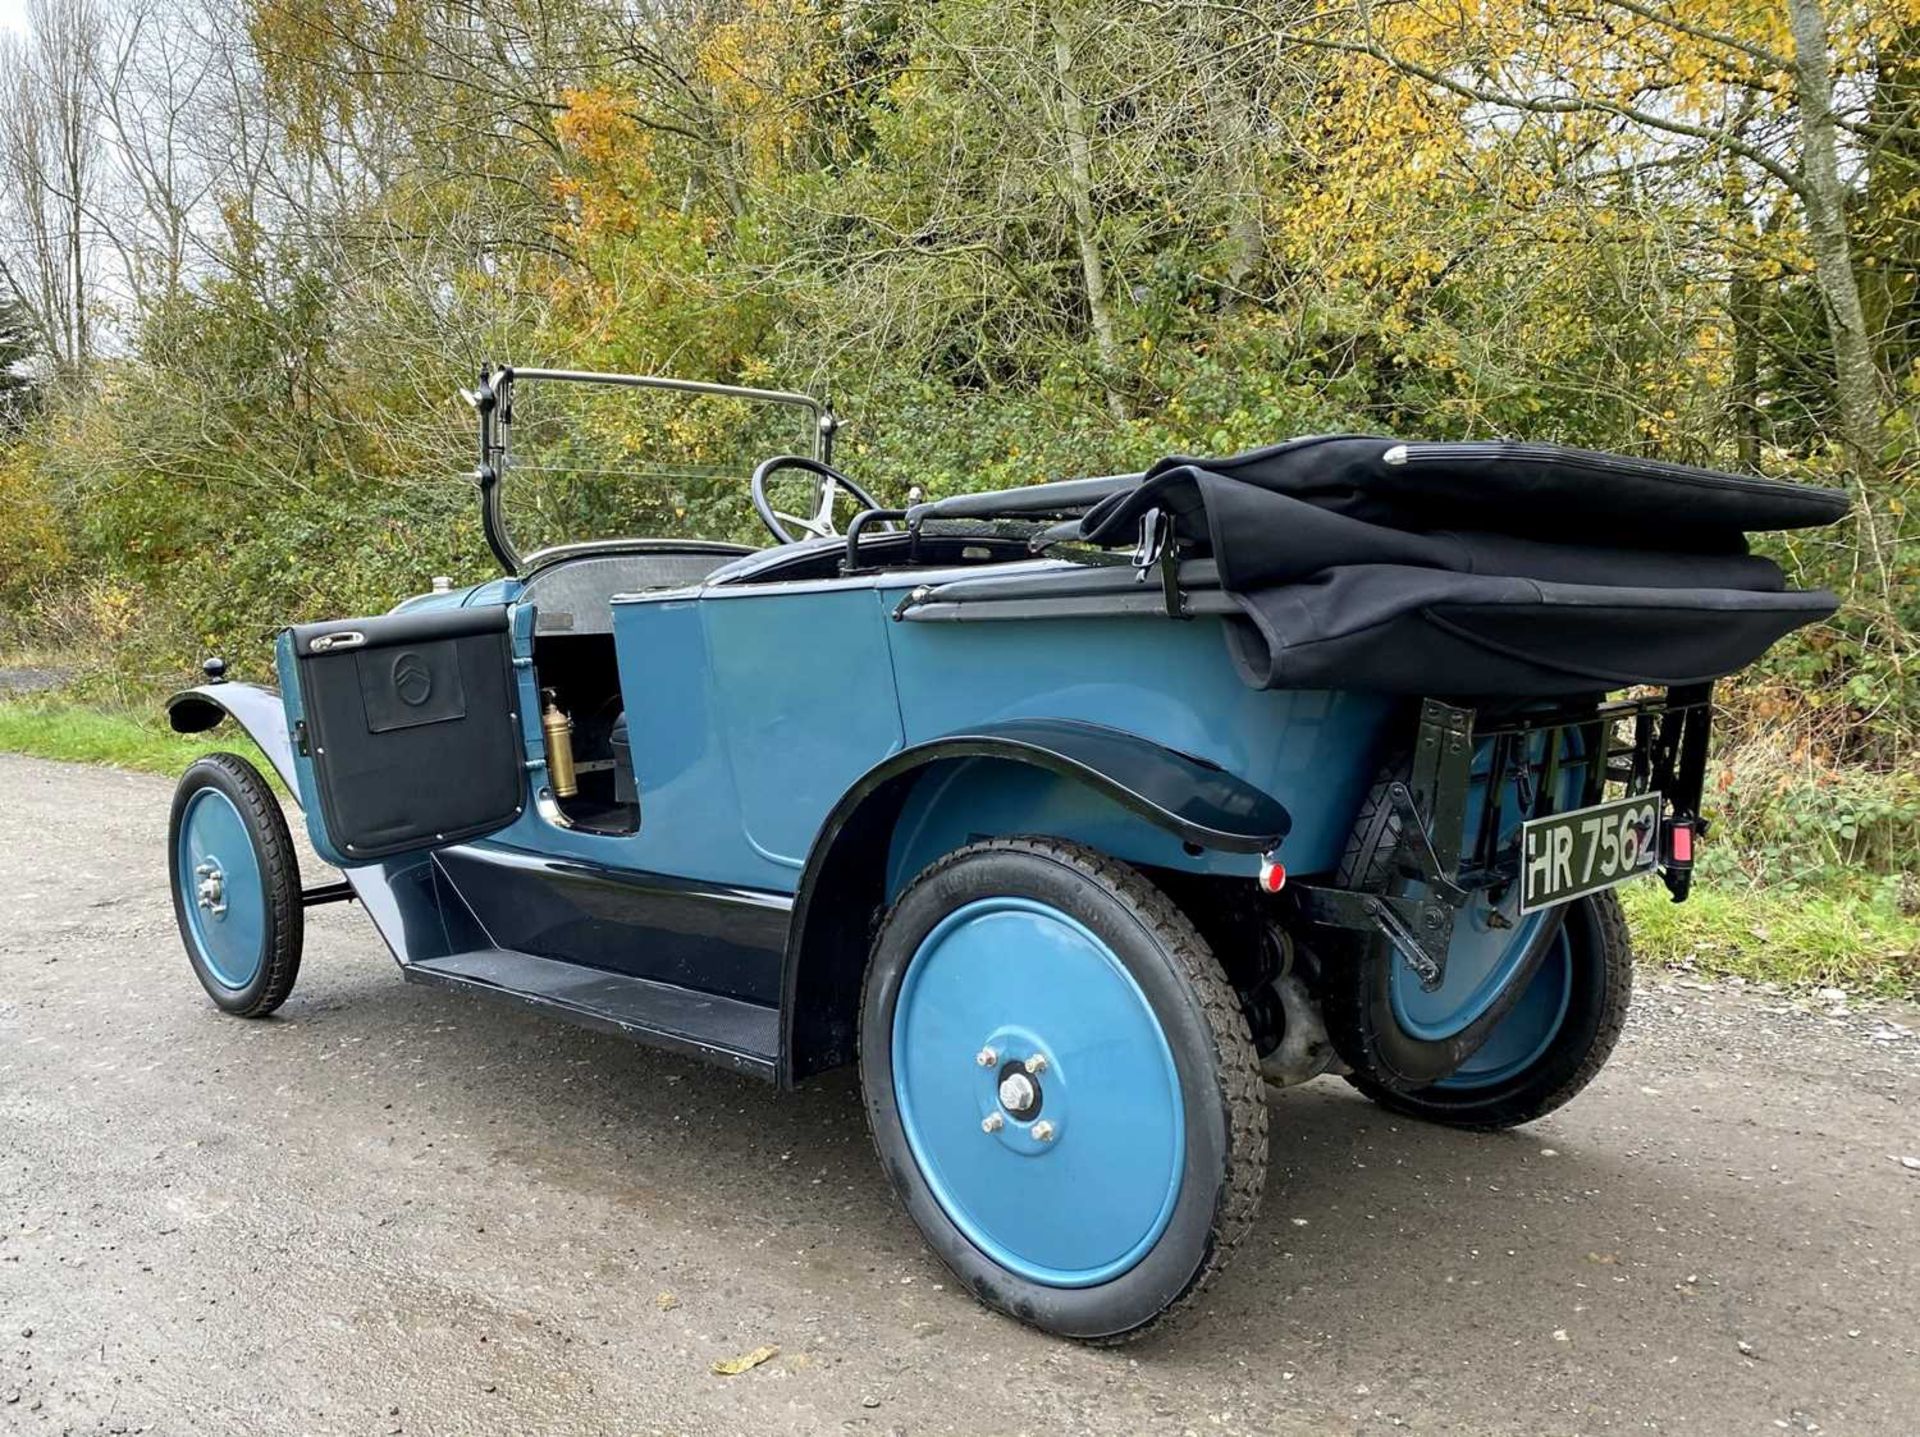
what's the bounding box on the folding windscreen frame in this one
[466,364,838,575]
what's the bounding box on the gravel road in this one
[0,670,66,697]
[2,752,1916,1436]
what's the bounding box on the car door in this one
[279,606,526,866]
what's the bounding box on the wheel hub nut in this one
[974,1046,998,1068]
[1031,1120,1056,1143]
[997,1071,1038,1116]
[194,862,226,917]
[981,1112,1005,1134]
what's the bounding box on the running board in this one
[403,949,779,1081]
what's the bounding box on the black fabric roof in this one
[1062,437,1848,697]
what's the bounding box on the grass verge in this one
[0,698,279,788]
[1620,879,1918,1000]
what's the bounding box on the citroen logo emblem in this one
[392,652,433,707]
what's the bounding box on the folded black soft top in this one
[1079,435,1850,554]
[903,436,1849,699]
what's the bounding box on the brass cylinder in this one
[541,697,578,798]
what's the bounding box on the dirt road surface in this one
[0,670,66,698]
[2,752,1916,1436]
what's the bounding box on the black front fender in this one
[166,682,299,796]
[776,718,1291,1084]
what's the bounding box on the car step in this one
[403,948,779,1080]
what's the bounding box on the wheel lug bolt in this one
[1031,1121,1056,1143]
[1025,1053,1048,1075]
[981,1113,1005,1134]
[975,1047,998,1068]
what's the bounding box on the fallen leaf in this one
[656,1292,679,1311]
[711,1345,780,1377]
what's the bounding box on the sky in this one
[0,0,26,35]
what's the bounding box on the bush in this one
[1703,684,1920,891]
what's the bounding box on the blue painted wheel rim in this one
[1434,927,1573,1089]
[891,897,1185,1288]
[1390,732,1585,1043]
[176,788,268,990]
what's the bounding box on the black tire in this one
[859,837,1267,1342]
[1346,891,1633,1129]
[1322,762,1567,1091]
[167,753,303,1017]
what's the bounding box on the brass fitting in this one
[541,690,578,798]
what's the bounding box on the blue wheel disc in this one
[890,897,1185,1288]
[1434,926,1574,1089]
[1390,732,1585,1043]
[176,787,268,990]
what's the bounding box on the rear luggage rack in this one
[1294,686,1711,988]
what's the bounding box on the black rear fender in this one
[777,719,1290,1084]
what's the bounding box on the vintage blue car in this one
[163,366,1846,1339]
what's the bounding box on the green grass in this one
[4,697,1914,999]
[1621,879,1919,999]
[0,698,278,786]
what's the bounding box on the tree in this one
[0,0,1905,745]
[0,0,104,385]
[1279,0,1912,600]
[0,302,40,434]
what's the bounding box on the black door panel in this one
[291,607,524,862]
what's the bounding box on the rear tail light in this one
[1662,817,1696,902]
[1668,820,1694,864]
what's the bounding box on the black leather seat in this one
[609,712,637,805]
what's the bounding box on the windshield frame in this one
[467,364,838,575]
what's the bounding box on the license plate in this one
[1520,792,1662,913]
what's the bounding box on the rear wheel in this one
[1344,891,1632,1129]
[1323,734,1589,1092]
[860,837,1266,1341]
[167,753,303,1017]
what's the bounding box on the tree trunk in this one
[1202,79,1264,309]
[1728,263,1761,470]
[1785,0,1896,611]
[1860,23,1920,382]
[1718,94,1763,469]
[1784,0,1886,478]
[1048,1,1129,423]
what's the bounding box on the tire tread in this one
[1347,890,1633,1129]
[172,752,303,1017]
[860,835,1267,1342]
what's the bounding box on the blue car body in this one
[176,550,1379,1084]
[164,364,1754,1099]
[169,362,1776,1106]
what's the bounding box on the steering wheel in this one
[751,454,892,544]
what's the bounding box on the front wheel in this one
[1345,891,1633,1129]
[860,837,1267,1341]
[167,753,304,1017]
